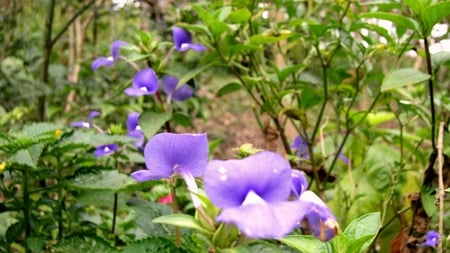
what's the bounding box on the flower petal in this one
[131,68,159,94]
[176,166,202,208]
[91,57,114,70]
[172,27,193,51]
[131,169,163,181]
[88,111,100,124]
[94,143,119,157]
[143,133,208,179]
[291,170,308,198]
[71,121,90,128]
[172,84,193,101]
[179,43,206,52]
[162,75,178,95]
[217,200,307,239]
[299,191,339,241]
[420,230,439,248]
[127,112,141,132]
[204,151,292,209]
[111,40,127,60]
[128,129,145,148]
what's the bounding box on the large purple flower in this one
[204,151,309,239]
[291,170,308,199]
[126,112,144,148]
[125,68,159,96]
[91,40,127,70]
[162,75,193,103]
[172,27,206,52]
[71,111,100,128]
[131,133,209,207]
[94,143,119,157]
[298,191,339,241]
[420,230,439,248]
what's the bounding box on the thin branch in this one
[50,0,96,47]
[437,122,445,253]
[423,36,436,152]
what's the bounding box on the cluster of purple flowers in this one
[82,26,339,242]
[133,133,338,240]
[72,27,205,156]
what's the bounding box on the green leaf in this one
[366,112,395,126]
[381,68,430,92]
[278,64,306,83]
[54,235,118,253]
[301,86,323,109]
[152,214,214,235]
[172,112,192,127]
[344,212,381,253]
[328,235,348,253]
[139,111,172,139]
[403,0,431,17]
[422,1,450,36]
[8,143,44,168]
[127,197,173,237]
[359,12,419,34]
[227,8,252,23]
[122,237,187,253]
[279,235,327,253]
[177,62,216,89]
[249,33,293,45]
[216,82,242,97]
[431,51,450,69]
[68,170,136,192]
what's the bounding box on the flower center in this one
[241,190,265,206]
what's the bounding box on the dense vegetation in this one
[1,0,450,252]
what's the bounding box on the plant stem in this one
[423,36,436,152]
[38,0,56,121]
[22,168,31,253]
[111,192,118,234]
[170,185,181,247]
[437,122,445,253]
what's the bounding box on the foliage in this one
[0,0,450,252]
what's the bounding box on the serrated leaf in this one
[127,197,173,237]
[122,237,187,253]
[139,111,172,139]
[68,170,136,192]
[279,235,327,253]
[152,214,214,235]
[8,143,44,168]
[422,2,450,36]
[216,82,242,97]
[21,122,63,138]
[54,235,118,253]
[381,68,430,92]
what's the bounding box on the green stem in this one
[111,192,118,234]
[170,185,181,247]
[22,168,31,253]
[423,36,436,152]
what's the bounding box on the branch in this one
[50,0,96,47]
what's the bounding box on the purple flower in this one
[71,111,100,128]
[298,191,339,241]
[91,40,127,70]
[338,152,349,165]
[131,133,208,207]
[124,68,159,96]
[126,112,144,148]
[420,230,439,248]
[291,170,308,199]
[172,27,206,52]
[204,151,309,239]
[291,136,309,159]
[94,143,119,157]
[162,75,193,103]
